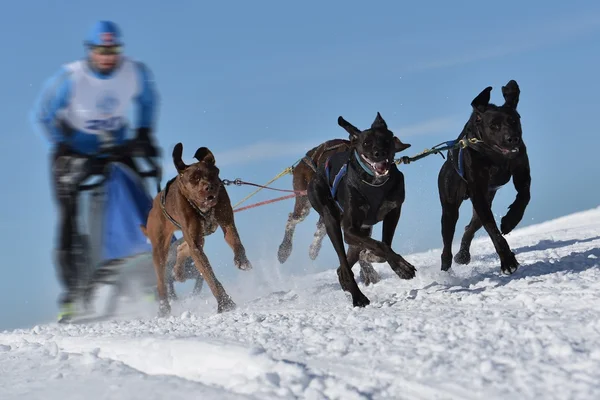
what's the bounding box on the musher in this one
[30,20,160,321]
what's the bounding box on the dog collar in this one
[160,176,215,233]
[353,150,376,177]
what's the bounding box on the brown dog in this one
[277,139,350,265]
[143,142,252,316]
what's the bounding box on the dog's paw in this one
[454,250,471,265]
[173,265,186,282]
[158,300,171,318]
[217,295,237,313]
[388,253,417,280]
[278,240,292,264]
[234,254,252,271]
[360,249,385,264]
[441,251,453,271]
[501,252,519,275]
[359,262,381,286]
[500,213,519,235]
[352,291,371,308]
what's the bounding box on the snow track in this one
[2,207,600,399]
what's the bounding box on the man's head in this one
[84,20,123,74]
[338,112,411,177]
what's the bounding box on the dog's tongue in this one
[374,161,388,174]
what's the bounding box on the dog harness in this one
[448,143,506,193]
[448,145,467,182]
[324,151,395,225]
[324,155,349,212]
[301,139,351,173]
[160,176,219,236]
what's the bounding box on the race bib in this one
[84,116,124,131]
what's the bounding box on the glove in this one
[135,127,152,142]
[134,127,159,157]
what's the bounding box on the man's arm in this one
[134,61,159,132]
[30,66,73,145]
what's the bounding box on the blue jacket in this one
[30,57,158,155]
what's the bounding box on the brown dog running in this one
[143,142,252,316]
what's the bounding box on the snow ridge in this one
[1,206,600,399]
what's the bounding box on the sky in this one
[1,0,599,331]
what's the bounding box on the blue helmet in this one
[84,20,123,47]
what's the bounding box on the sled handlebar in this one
[77,139,163,193]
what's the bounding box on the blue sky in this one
[1,0,599,330]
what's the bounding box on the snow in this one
[2,206,600,399]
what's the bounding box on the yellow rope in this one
[231,166,294,209]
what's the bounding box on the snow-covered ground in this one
[2,206,600,400]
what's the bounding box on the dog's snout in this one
[205,183,215,192]
[504,134,520,145]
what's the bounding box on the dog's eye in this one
[490,122,500,130]
[507,117,519,126]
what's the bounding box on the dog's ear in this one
[194,147,216,166]
[471,86,492,114]
[371,112,388,130]
[502,79,520,109]
[338,116,361,140]
[172,142,188,174]
[394,137,411,153]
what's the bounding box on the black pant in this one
[49,145,139,305]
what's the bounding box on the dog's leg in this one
[340,190,416,280]
[183,231,236,313]
[438,162,466,272]
[309,216,326,260]
[307,179,370,307]
[278,195,311,264]
[215,189,252,271]
[346,243,380,286]
[351,226,380,285]
[440,201,461,271]
[222,222,252,270]
[191,276,204,297]
[173,241,189,282]
[500,161,531,235]
[167,276,177,301]
[344,226,415,279]
[455,190,497,265]
[176,241,204,297]
[469,185,519,274]
[358,260,380,286]
[151,231,173,316]
[378,205,417,279]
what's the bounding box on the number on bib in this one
[85,116,123,131]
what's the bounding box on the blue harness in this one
[324,150,384,212]
[325,157,348,212]
[450,141,503,192]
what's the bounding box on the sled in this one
[63,141,176,322]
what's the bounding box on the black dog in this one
[307,112,416,307]
[438,80,531,274]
